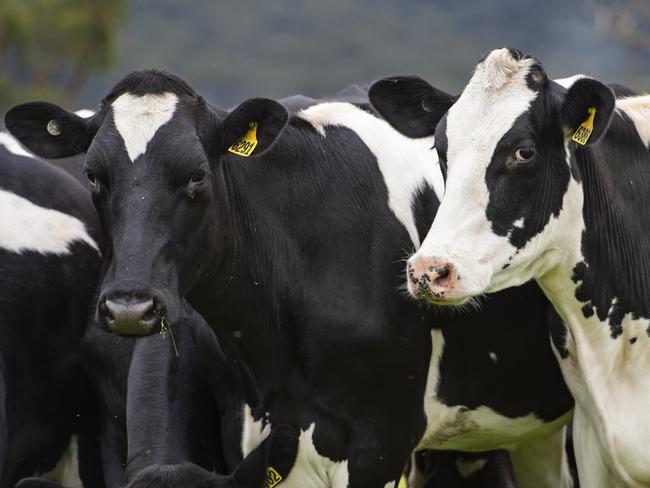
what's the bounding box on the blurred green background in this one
[0,0,648,112]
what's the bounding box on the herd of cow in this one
[0,47,647,487]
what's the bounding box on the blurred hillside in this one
[1,0,649,111]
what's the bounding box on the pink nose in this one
[407,257,458,301]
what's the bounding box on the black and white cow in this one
[0,138,102,487]
[368,48,650,487]
[6,69,574,488]
[0,128,291,487]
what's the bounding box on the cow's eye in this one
[190,168,206,184]
[514,147,535,161]
[86,170,98,188]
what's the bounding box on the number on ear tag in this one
[571,107,596,145]
[266,466,283,487]
[228,121,258,157]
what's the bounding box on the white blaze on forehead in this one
[111,92,178,162]
[0,189,98,254]
[447,48,538,155]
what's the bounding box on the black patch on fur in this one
[485,92,571,250]
[433,115,449,180]
[437,282,573,420]
[411,183,440,244]
[570,108,650,338]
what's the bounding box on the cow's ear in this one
[561,78,615,146]
[369,76,456,138]
[231,425,298,487]
[221,98,288,158]
[5,102,97,159]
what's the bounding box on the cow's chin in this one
[424,296,473,307]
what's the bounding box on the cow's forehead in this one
[111,91,179,162]
[446,49,539,159]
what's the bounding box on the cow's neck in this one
[537,104,650,485]
[192,138,315,411]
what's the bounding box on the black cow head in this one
[6,70,289,335]
[369,49,616,305]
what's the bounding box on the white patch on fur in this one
[456,457,488,479]
[74,109,95,118]
[489,351,498,363]
[541,263,650,486]
[298,102,442,247]
[0,189,98,254]
[241,404,270,456]
[241,408,350,488]
[617,95,650,147]
[554,74,589,89]
[40,436,82,487]
[419,330,572,452]
[282,423,349,488]
[512,217,525,229]
[112,92,178,162]
[0,131,34,158]
[509,427,574,488]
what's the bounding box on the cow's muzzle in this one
[97,293,161,336]
[407,256,459,302]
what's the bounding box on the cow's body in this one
[0,141,102,487]
[0,130,238,487]
[368,49,650,487]
[7,70,573,488]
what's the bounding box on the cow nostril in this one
[434,265,450,280]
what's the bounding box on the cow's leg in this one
[509,427,573,488]
[572,405,620,488]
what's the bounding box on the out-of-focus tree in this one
[587,0,650,52]
[0,0,124,110]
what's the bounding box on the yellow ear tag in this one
[228,121,258,157]
[266,467,283,487]
[571,107,596,145]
